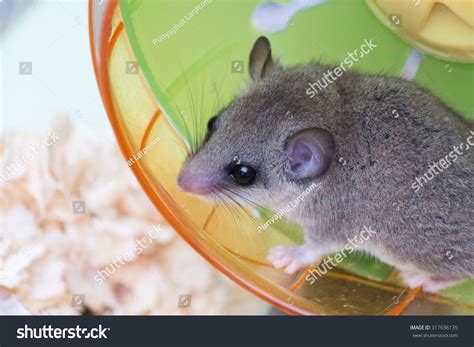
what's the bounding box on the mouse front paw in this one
[267,245,320,274]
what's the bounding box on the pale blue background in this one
[1,0,109,134]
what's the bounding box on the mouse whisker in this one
[177,61,200,153]
[142,64,194,158]
[220,186,262,210]
[218,186,262,226]
[212,191,242,227]
[197,72,207,147]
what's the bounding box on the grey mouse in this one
[177,36,473,292]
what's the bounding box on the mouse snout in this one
[177,165,222,195]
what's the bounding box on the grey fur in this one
[178,38,473,291]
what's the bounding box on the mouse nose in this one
[177,167,222,195]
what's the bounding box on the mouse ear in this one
[249,36,275,81]
[286,128,336,181]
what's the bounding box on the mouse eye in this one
[230,165,256,186]
[207,116,218,131]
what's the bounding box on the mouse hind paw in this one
[422,279,462,293]
[400,271,462,292]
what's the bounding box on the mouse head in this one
[177,36,336,208]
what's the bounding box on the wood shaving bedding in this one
[0,117,263,315]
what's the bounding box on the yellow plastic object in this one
[366,0,474,63]
[89,0,474,315]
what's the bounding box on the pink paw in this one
[401,272,461,292]
[422,279,461,293]
[267,245,319,274]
